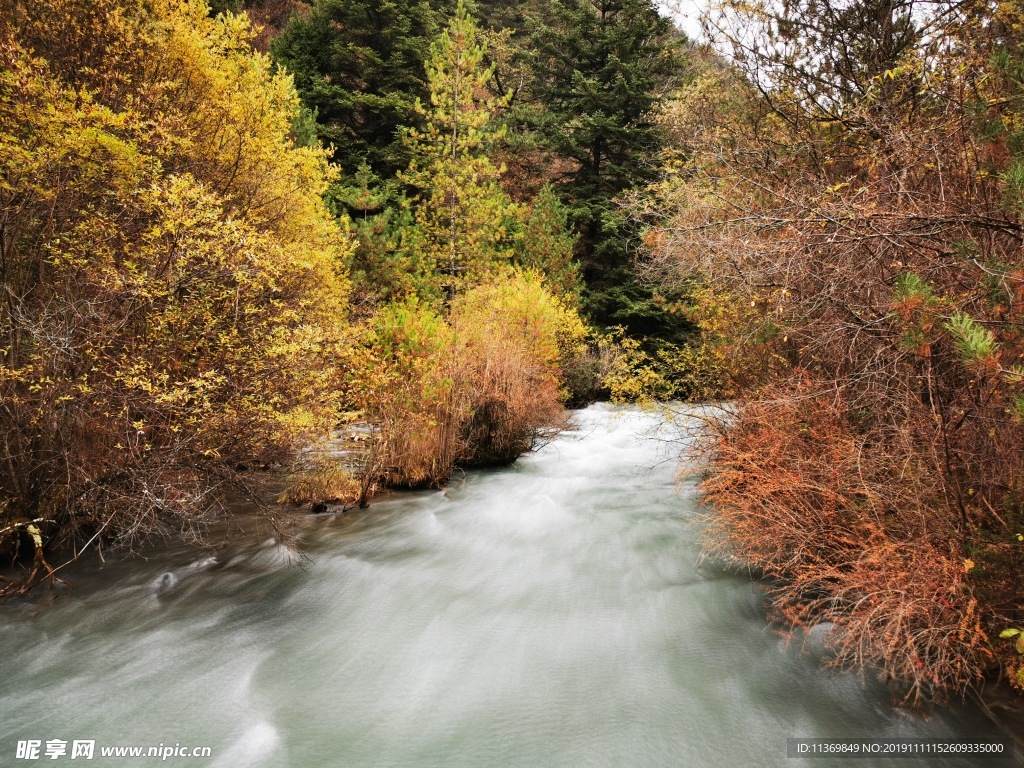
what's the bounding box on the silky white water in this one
[0,404,1011,766]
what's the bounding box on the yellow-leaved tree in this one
[0,0,352,592]
[346,268,587,489]
[451,269,587,464]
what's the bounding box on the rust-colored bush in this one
[643,0,1024,700]
[698,385,996,703]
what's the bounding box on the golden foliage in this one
[451,269,584,463]
[350,297,467,490]
[347,270,586,488]
[0,0,352,576]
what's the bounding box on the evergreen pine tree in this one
[531,0,686,334]
[271,0,452,178]
[401,0,516,296]
[534,0,678,203]
[515,184,580,301]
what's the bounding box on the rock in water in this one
[153,572,178,594]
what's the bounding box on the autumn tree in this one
[702,0,921,131]
[347,269,587,491]
[641,0,1024,700]
[0,0,352,593]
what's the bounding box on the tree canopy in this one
[272,0,452,179]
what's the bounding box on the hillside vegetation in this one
[637,0,1024,702]
[1,0,683,595]
[4,0,1019,710]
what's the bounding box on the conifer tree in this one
[401,0,516,296]
[515,184,580,301]
[271,0,452,177]
[534,0,679,203]
[530,0,685,334]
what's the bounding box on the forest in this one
[1,0,1023,710]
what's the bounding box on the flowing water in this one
[0,404,1014,767]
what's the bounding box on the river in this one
[0,404,1014,766]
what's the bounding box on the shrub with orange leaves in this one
[643,0,1024,701]
[699,385,993,704]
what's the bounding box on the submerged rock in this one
[152,572,178,594]
[185,556,218,572]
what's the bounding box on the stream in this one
[0,404,1014,766]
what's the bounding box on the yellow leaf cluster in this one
[0,0,353,549]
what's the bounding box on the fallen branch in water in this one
[0,517,69,599]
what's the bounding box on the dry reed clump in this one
[277,461,361,507]
[457,373,563,466]
[698,383,994,705]
[370,394,468,488]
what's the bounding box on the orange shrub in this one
[699,382,993,704]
